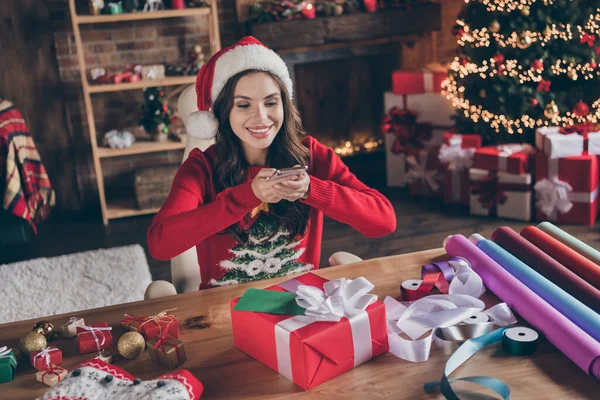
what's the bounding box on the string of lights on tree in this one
[446,1,600,141]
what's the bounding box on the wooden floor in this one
[3,187,600,283]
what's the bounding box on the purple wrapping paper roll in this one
[444,234,600,379]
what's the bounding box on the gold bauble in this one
[117,332,146,360]
[489,20,500,33]
[479,89,487,98]
[568,69,578,80]
[543,25,551,37]
[544,101,559,119]
[517,33,532,49]
[33,321,55,341]
[19,332,47,355]
[521,6,530,16]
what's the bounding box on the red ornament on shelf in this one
[302,3,316,19]
[531,98,539,107]
[573,101,590,117]
[171,0,185,9]
[364,0,377,12]
[531,59,543,71]
[493,52,505,64]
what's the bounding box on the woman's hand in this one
[251,168,285,203]
[272,170,310,202]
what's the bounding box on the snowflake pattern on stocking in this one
[210,214,313,286]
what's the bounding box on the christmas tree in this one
[445,0,599,144]
[140,87,172,138]
[210,213,313,286]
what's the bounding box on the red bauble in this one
[591,60,597,69]
[460,57,468,66]
[531,59,543,71]
[493,52,505,64]
[573,101,590,116]
[531,98,539,107]
[497,65,505,74]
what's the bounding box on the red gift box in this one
[392,70,446,95]
[469,169,532,221]
[442,133,482,149]
[230,273,388,390]
[473,144,534,174]
[534,152,599,225]
[121,311,179,341]
[30,346,62,371]
[407,146,443,197]
[76,323,113,355]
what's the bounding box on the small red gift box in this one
[472,144,534,175]
[534,152,599,225]
[392,70,446,95]
[76,323,113,355]
[407,146,443,197]
[30,346,62,371]
[121,311,179,341]
[230,273,388,390]
[439,133,482,204]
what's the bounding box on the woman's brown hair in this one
[212,69,311,243]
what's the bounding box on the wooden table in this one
[0,249,597,399]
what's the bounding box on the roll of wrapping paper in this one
[521,226,600,289]
[474,236,600,343]
[444,234,600,378]
[538,221,600,265]
[491,226,600,313]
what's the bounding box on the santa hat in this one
[186,36,293,140]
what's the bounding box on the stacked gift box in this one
[534,125,600,225]
[469,144,535,221]
[382,66,455,188]
[438,133,482,204]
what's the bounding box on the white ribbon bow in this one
[0,346,12,358]
[438,144,476,171]
[534,178,574,218]
[406,155,440,192]
[295,277,378,321]
[497,144,525,156]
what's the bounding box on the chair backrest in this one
[170,85,214,293]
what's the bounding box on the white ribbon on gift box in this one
[496,144,524,172]
[62,317,85,337]
[33,347,59,369]
[0,346,14,360]
[76,325,112,352]
[406,152,440,193]
[274,277,377,382]
[534,157,599,220]
[439,143,476,202]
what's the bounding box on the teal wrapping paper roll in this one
[474,237,600,344]
[538,221,600,265]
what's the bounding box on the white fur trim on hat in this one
[212,44,293,103]
[186,110,219,140]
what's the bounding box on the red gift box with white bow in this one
[536,124,600,158]
[230,273,388,390]
[534,152,599,225]
[439,133,482,204]
[76,323,113,355]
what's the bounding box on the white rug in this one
[0,244,153,324]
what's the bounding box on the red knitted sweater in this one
[147,136,396,288]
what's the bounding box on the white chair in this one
[144,85,362,299]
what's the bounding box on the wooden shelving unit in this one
[68,0,221,224]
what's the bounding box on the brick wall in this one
[47,0,463,208]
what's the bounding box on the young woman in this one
[147,36,396,289]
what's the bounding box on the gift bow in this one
[381,107,431,154]
[559,122,600,139]
[438,144,476,170]
[33,347,58,369]
[77,325,112,351]
[0,346,15,363]
[497,143,524,156]
[471,171,507,210]
[295,277,377,321]
[406,155,440,192]
[534,177,574,218]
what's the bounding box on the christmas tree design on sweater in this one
[210,213,313,286]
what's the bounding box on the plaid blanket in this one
[0,99,55,233]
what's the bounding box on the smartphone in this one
[268,165,308,181]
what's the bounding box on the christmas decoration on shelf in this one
[102,129,136,149]
[118,332,146,359]
[444,1,600,143]
[89,0,105,15]
[143,0,165,12]
[33,321,56,342]
[108,1,124,14]
[19,332,47,356]
[140,88,173,141]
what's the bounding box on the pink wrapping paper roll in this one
[444,234,600,379]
